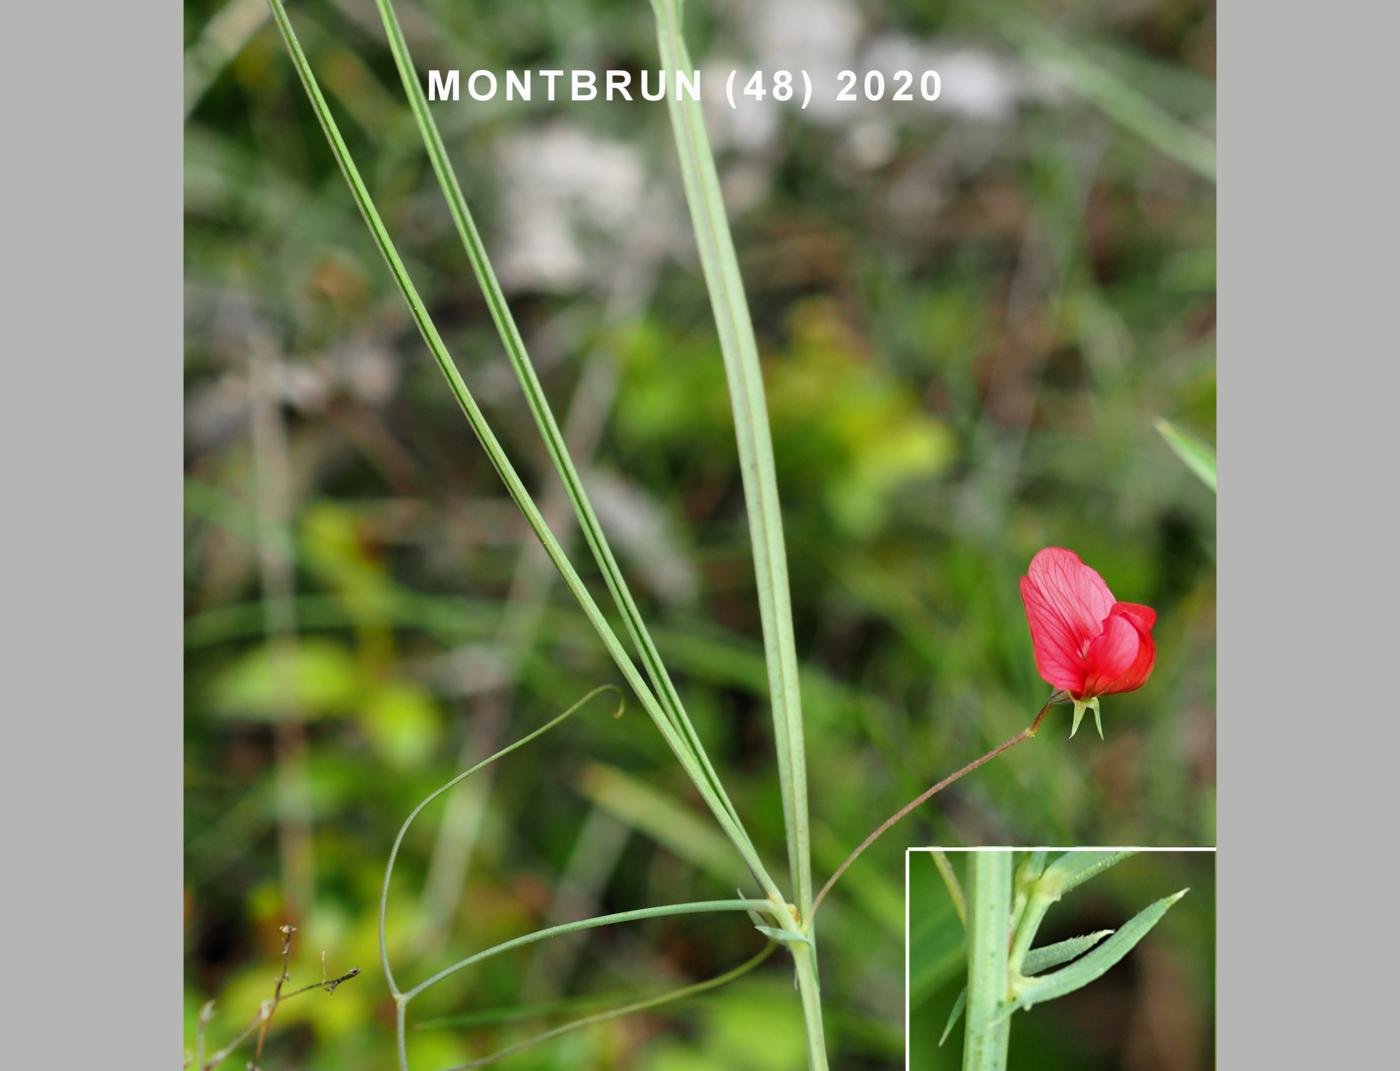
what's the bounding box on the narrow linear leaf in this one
[1156,418,1218,492]
[402,898,775,1003]
[263,0,780,901]
[930,850,966,928]
[438,944,776,1070]
[577,762,749,886]
[938,988,966,1046]
[1023,930,1115,974]
[652,0,812,915]
[368,0,748,847]
[1043,850,1138,896]
[1009,889,1188,1013]
[945,930,1114,1042]
[1001,16,1216,181]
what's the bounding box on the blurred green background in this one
[184,0,1214,1067]
[908,851,1215,1070]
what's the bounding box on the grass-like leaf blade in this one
[940,930,1112,1045]
[1043,850,1138,896]
[1009,890,1187,1013]
[1156,418,1217,492]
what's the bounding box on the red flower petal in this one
[1019,548,1117,695]
[1112,602,1157,631]
[1080,612,1144,698]
[1095,604,1156,695]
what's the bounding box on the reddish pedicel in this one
[1018,547,1156,737]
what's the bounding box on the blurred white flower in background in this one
[495,123,647,291]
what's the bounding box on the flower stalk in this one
[812,692,1066,916]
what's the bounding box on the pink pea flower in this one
[1019,547,1157,737]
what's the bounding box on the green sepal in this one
[1069,696,1102,738]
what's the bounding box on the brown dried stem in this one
[810,691,1067,916]
[196,925,359,1071]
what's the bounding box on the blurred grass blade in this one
[1009,890,1187,1013]
[577,762,749,886]
[651,0,811,917]
[1002,16,1215,181]
[440,945,776,1069]
[367,0,747,845]
[263,0,779,901]
[1156,418,1217,492]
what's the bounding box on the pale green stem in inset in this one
[1007,850,1048,959]
[963,853,1013,1071]
[1007,890,1055,979]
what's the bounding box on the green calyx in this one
[1069,696,1102,739]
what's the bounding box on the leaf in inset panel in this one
[1008,890,1187,1013]
[939,930,1112,1045]
[1022,930,1116,974]
[938,988,966,1046]
[1043,850,1137,896]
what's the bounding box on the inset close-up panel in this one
[907,849,1214,1070]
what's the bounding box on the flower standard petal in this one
[1019,575,1088,694]
[1019,548,1117,696]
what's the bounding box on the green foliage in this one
[185,0,1215,1066]
[909,851,1212,1069]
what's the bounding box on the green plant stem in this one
[812,692,1065,916]
[649,4,822,1064]
[788,940,828,1071]
[264,0,782,906]
[963,853,1012,1071]
[650,0,812,918]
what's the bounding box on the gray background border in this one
[1216,1,1393,1065]
[5,0,1395,1064]
[7,0,183,1063]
